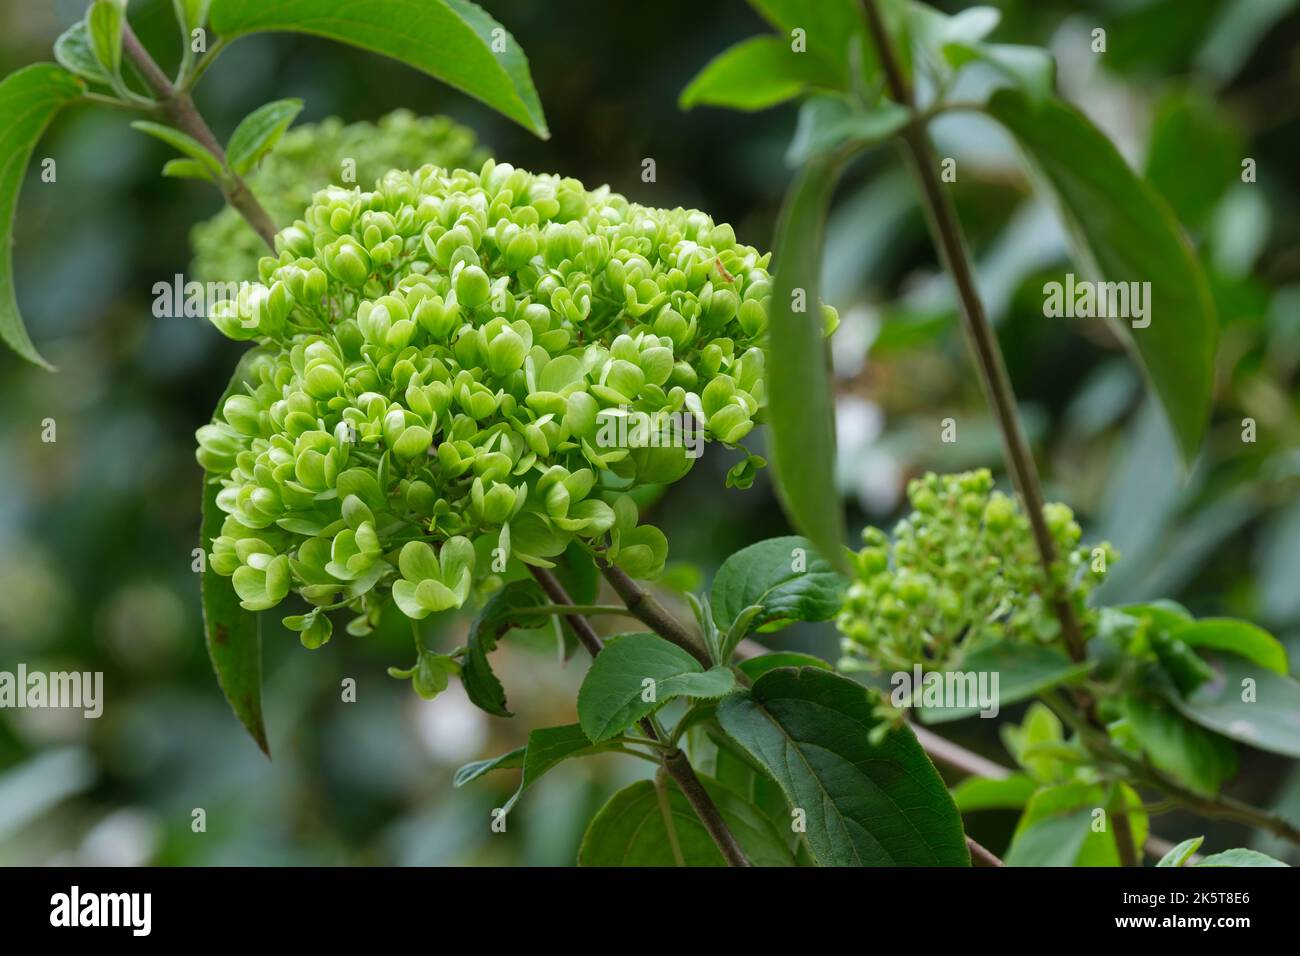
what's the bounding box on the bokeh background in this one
[0,0,1297,865]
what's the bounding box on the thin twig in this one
[528,566,751,866]
[121,24,280,249]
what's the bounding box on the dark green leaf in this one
[1123,693,1238,795]
[210,0,548,138]
[747,0,868,83]
[201,348,272,755]
[577,632,736,742]
[0,64,84,369]
[768,157,850,572]
[711,536,848,638]
[737,652,832,682]
[226,98,303,176]
[460,579,548,717]
[680,36,839,112]
[984,89,1218,462]
[716,666,969,865]
[1163,651,1300,758]
[578,774,795,867]
[917,641,1092,724]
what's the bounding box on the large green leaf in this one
[1122,693,1238,795]
[577,633,735,743]
[201,349,272,754]
[950,774,1037,812]
[710,536,848,637]
[1171,618,1288,675]
[747,0,868,83]
[737,652,832,683]
[767,156,850,573]
[680,36,840,112]
[1163,651,1300,759]
[1005,781,1146,867]
[0,64,84,369]
[209,0,548,138]
[716,667,969,865]
[984,89,1217,462]
[578,775,795,867]
[916,641,1092,724]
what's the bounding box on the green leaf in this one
[1171,618,1288,675]
[577,633,736,742]
[201,348,272,755]
[226,98,303,176]
[54,21,111,85]
[910,3,1053,101]
[1005,781,1146,867]
[1155,835,1204,867]
[162,158,215,181]
[175,0,212,33]
[1163,651,1300,759]
[747,0,868,83]
[737,652,832,683]
[716,666,969,865]
[951,774,1038,812]
[130,121,224,179]
[454,723,618,815]
[680,35,839,112]
[767,156,850,574]
[460,579,547,717]
[0,64,84,369]
[578,775,795,867]
[1195,848,1289,867]
[1123,693,1238,795]
[786,95,910,166]
[209,0,548,138]
[984,89,1217,462]
[916,641,1092,724]
[452,745,525,787]
[711,536,848,640]
[87,0,126,79]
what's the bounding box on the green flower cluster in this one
[197,158,793,640]
[191,110,486,283]
[837,470,1114,673]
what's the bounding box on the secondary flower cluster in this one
[837,470,1114,674]
[197,159,790,640]
[191,110,486,283]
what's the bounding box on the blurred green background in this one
[1,0,1298,865]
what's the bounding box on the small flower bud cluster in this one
[837,470,1115,674]
[191,110,487,283]
[197,159,800,635]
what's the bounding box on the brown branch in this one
[528,566,751,866]
[967,835,1003,867]
[597,559,713,667]
[121,24,280,250]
